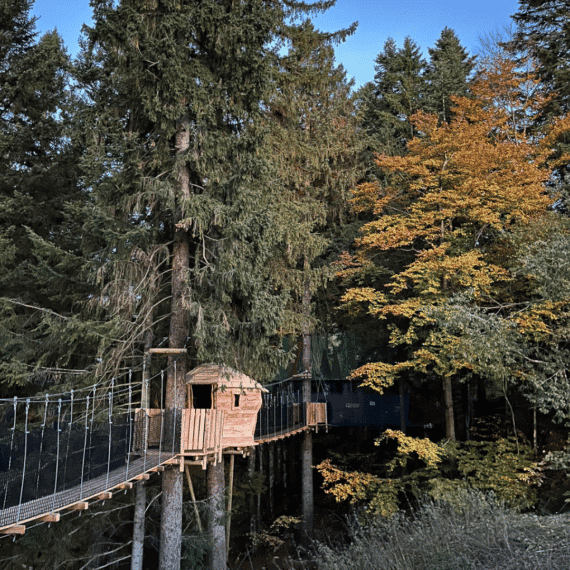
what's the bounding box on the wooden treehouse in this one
[134,363,268,468]
[182,363,267,465]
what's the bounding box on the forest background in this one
[3,0,570,568]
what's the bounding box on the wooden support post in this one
[70,502,89,511]
[185,465,203,533]
[118,482,133,490]
[226,454,235,557]
[95,492,113,501]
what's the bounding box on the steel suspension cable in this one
[80,395,90,500]
[16,399,30,522]
[158,369,165,466]
[126,376,133,482]
[35,394,49,496]
[171,361,177,454]
[3,398,17,510]
[52,398,62,512]
[62,390,74,491]
[106,379,114,491]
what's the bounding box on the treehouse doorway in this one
[191,384,213,409]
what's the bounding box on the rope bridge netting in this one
[255,380,308,441]
[0,370,180,531]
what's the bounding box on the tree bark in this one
[269,443,275,518]
[207,459,226,570]
[443,376,456,440]
[159,114,190,570]
[132,318,153,569]
[131,482,146,570]
[301,273,313,539]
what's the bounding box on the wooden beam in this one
[69,502,89,511]
[38,514,60,524]
[147,348,187,354]
[133,474,150,481]
[0,525,25,535]
[95,492,112,501]
[185,465,203,533]
[226,454,235,555]
[117,482,133,490]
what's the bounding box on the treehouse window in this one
[234,393,240,408]
[192,384,213,409]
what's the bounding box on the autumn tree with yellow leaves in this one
[338,55,570,439]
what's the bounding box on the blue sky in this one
[31,0,520,90]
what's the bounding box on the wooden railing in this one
[181,409,224,466]
[132,409,163,451]
[307,402,327,431]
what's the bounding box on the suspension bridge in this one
[0,364,326,536]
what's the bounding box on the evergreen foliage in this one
[264,19,362,336]
[511,1,570,213]
[0,0,85,390]
[424,27,476,124]
[357,37,426,160]
[73,0,301,381]
[512,0,570,117]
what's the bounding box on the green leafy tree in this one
[265,19,361,336]
[339,54,570,439]
[263,18,361,538]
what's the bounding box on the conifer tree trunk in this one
[207,459,226,570]
[131,482,146,570]
[269,443,275,518]
[301,275,313,540]
[159,116,190,570]
[132,325,153,570]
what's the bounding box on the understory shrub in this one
[315,489,570,570]
[318,430,542,517]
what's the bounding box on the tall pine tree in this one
[357,36,426,160]
[263,18,361,538]
[76,0,345,566]
[424,27,475,124]
[0,0,84,391]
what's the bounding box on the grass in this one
[314,489,570,570]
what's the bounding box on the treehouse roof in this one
[185,363,268,392]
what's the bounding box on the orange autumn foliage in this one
[340,56,570,391]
